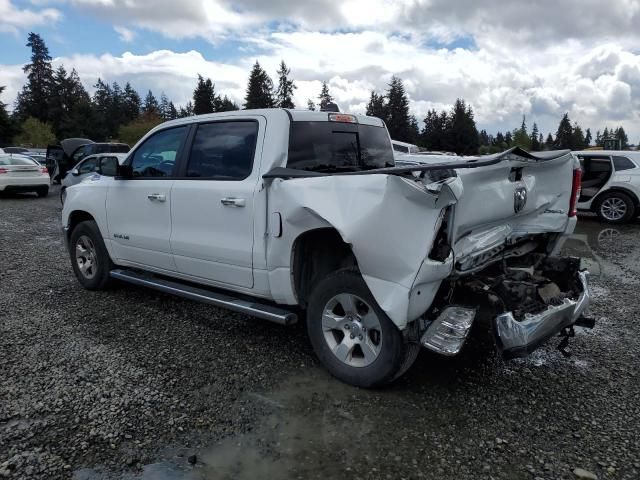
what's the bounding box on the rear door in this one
[106,125,189,272]
[169,117,264,288]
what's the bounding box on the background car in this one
[60,153,128,204]
[0,153,50,197]
[574,150,640,223]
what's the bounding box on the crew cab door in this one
[169,118,263,288]
[106,125,189,272]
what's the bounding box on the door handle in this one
[147,193,166,202]
[221,197,246,207]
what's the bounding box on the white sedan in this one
[0,154,50,197]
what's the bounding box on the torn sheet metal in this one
[269,174,460,328]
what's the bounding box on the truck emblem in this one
[514,186,527,213]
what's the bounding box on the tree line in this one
[0,32,634,153]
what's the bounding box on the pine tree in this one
[0,86,18,145]
[494,132,506,149]
[365,91,387,121]
[504,131,513,146]
[422,110,446,150]
[479,129,490,146]
[217,95,239,112]
[385,76,412,142]
[142,90,160,117]
[307,99,316,111]
[614,126,628,149]
[555,113,573,149]
[512,115,531,149]
[317,82,333,110]
[48,66,92,139]
[122,82,141,122]
[275,61,296,109]
[14,33,54,122]
[167,102,178,120]
[545,133,555,149]
[584,128,592,147]
[530,123,540,151]
[91,78,113,140]
[441,99,479,155]
[571,123,586,150]
[244,61,274,109]
[193,75,216,115]
[159,92,170,119]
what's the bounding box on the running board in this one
[110,269,298,326]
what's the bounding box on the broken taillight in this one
[569,168,581,217]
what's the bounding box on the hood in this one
[61,138,94,157]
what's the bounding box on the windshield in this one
[0,155,38,166]
[287,121,394,172]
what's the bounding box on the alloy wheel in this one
[600,197,627,221]
[75,235,98,280]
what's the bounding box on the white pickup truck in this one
[62,109,591,387]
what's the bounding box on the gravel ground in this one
[1,187,639,480]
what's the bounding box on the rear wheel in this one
[37,186,49,198]
[307,269,418,387]
[594,191,635,224]
[69,220,114,290]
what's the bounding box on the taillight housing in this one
[41,167,48,174]
[0,167,8,175]
[569,168,582,217]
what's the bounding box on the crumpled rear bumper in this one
[493,271,591,359]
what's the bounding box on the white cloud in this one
[114,26,135,43]
[0,0,61,33]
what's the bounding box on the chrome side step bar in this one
[110,269,298,326]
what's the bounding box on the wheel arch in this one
[591,187,640,210]
[65,210,98,245]
[291,227,358,309]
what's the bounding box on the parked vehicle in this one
[62,109,591,387]
[61,153,128,204]
[46,139,130,183]
[391,140,421,155]
[573,150,640,223]
[0,154,50,197]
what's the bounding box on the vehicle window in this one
[0,156,38,166]
[186,121,258,180]
[613,156,636,171]
[393,144,409,153]
[99,156,119,176]
[72,146,88,163]
[288,121,394,172]
[78,157,98,174]
[130,126,187,178]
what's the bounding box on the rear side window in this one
[288,121,394,172]
[185,121,258,180]
[130,126,187,177]
[613,156,636,171]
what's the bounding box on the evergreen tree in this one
[614,126,628,149]
[595,130,602,146]
[0,86,18,145]
[479,129,490,146]
[512,115,531,149]
[422,109,447,151]
[167,102,178,120]
[217,95,239,112]
[409,115,420,145]
[554,113,573,149]
[275,60,296,109]
[385,76,412,142]
[365,91,387,121]
[178,101,194,118]
[142,90,160,117]
[92,78,113,140]
[545,133,555,149]
[317,81,333,110]
[444,99,479,155]
[14,32,54,122]
[504,131,513,147]
[494,132,506,148]
[539,133,544,149]
[159,92,170,119]
[122,83,141,123]
[244,61,274,109]
[49,66,92,139]
[584,128,592,147]
[530,123,540,151]
[193,75,216,115]
[571,123,586,150]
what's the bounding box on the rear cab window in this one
[287,120,394,172]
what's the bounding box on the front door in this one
[106,125,188,272]
[170,118,263,288]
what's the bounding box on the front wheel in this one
[594,191,635,224]
[307,269,418,388]
[69,220,114,290]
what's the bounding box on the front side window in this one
[613,156,636,171]
[393,144,409,153]
[130,126,187,177]
[186,121,258,180]
[78,157,98,174]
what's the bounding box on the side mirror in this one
[115,164,133,179]
[71,168,80,176]
[98,157,119,177]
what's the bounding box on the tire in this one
[307,269,418,388]
[69,220,114,290]
[594,191,635,224]
[60,187,66,205]
[37,187,49,198]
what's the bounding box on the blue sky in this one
[1,0,640,140]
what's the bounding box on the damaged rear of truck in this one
[265,112,591,387]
